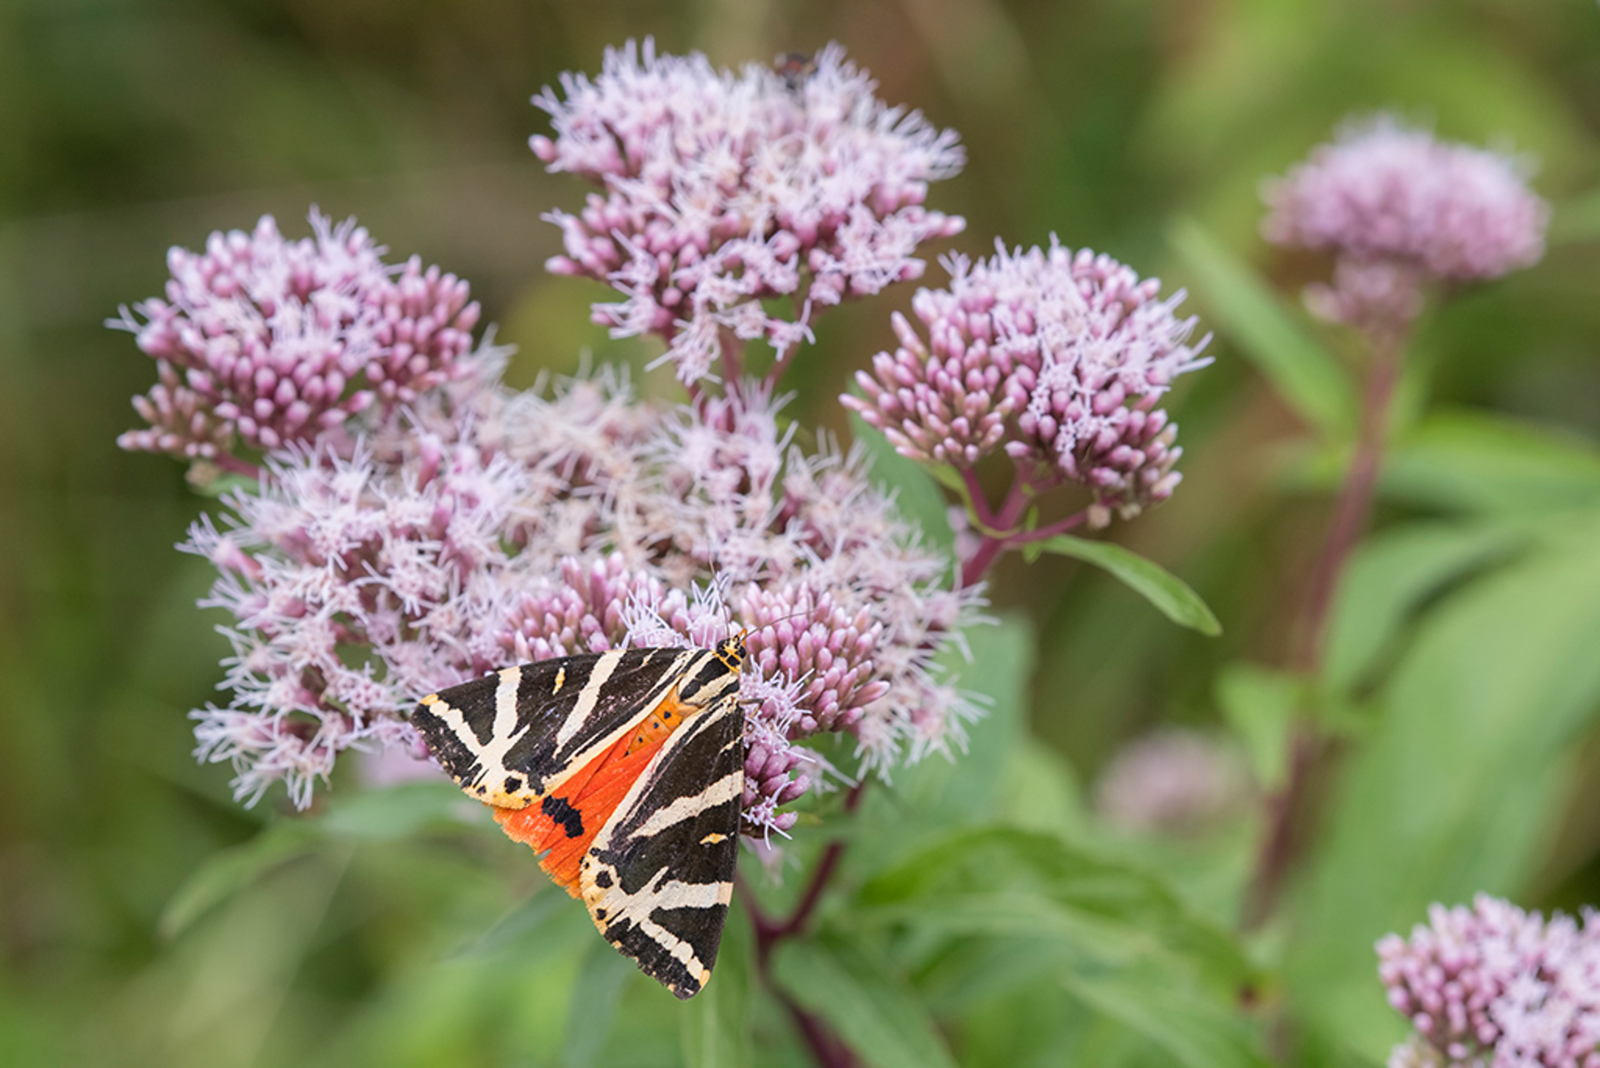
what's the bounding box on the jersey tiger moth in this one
[411,635,746,999]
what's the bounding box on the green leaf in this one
[845,616,1035,879]
[773,938,957,1068]
[1036,535,1222,635]
[857,827,1253,991]
[1167,217,1356,438]
[158,821,319,940]
[1061,968,1269,1068]
[561,941,634,1068]
[315,780,475,842]
[1380,409,1600,516]
[161,782,490,943]
[850,828,1265,1063]
[850,412,954,553]
[681,901,754,1068]
[1214,663,1302,790]
[997,738,1090,841]
[1290,535,1600,1060]
[1323,522,1522,695]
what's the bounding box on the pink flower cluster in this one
[1264,115,1549,330]
[533,40,966,384]
[113,211,480,464]
[185,349,976,834]
[1094,728,1249,836]
[1378,894,1600,1067]
[844,238,1209,520]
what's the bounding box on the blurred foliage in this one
[5,0,1600,1065]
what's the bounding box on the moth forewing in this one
[580,688,745,999]
[412,648,700,808]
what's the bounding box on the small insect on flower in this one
[412,632,751,999]
[774,50,818,93]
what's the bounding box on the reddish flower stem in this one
[1291,327,1406,674]
[961,467,998,528]
[720,328,745,385]
[746,780,869,1066]
[1244,324,1408,928]
[763,291,809,390]
[1005,508,1090,546]
[959,471,1033,588]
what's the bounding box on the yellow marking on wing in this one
[553,666,566,693]
[699,832,728,845]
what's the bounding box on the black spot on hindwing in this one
[541,794,584,838]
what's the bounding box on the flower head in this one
[1264,115,1549,329]
[1377,894,1600,1067]
[533,40,965,383]
[113,210,480,462]
[186,355,977,837]
[844,237,1209,520]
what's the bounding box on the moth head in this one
[714,630,747,669]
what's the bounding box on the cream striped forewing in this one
[412,647,703,809]
[579,689,745,999]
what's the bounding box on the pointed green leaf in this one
[1323,522,1521,695]
[562,941,634,1068]
[1036,535,1221,635]
[1381,409,1600,516]
[681,901,754,1068]
[158,821,318,940]
[773,938,957,1068]
[1215,663,1302,790]
[1061,968,1269,1068]
[1168,217,1356,438]
[857,827,1253,991]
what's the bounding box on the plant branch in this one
[1291,326,1406,673]
[764,292,809,389]
[1003,507,1090,546]
[1244,323,1408,928]
[746,780,869,1067]
[719,328,745,386]
[958,466,1037,588]
[960,466,998,528]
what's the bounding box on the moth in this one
[412,635,747,999]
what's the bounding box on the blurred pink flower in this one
[1094,728,1249,835]
[533,40,966,384]
[1264,115,1549,329]
[1378,894,1600,1067]
[845,237,1209,521]
[112,210,480,464]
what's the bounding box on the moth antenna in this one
[747,603,816,640]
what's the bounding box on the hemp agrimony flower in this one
[1378,894,1600,1067]
[178,336,975,833]
[533,40,966,385]
[1263,115,1549,331]
[112,211,480,469]
[845,237,1209,575]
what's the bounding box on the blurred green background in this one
[5,0,1600,1064]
